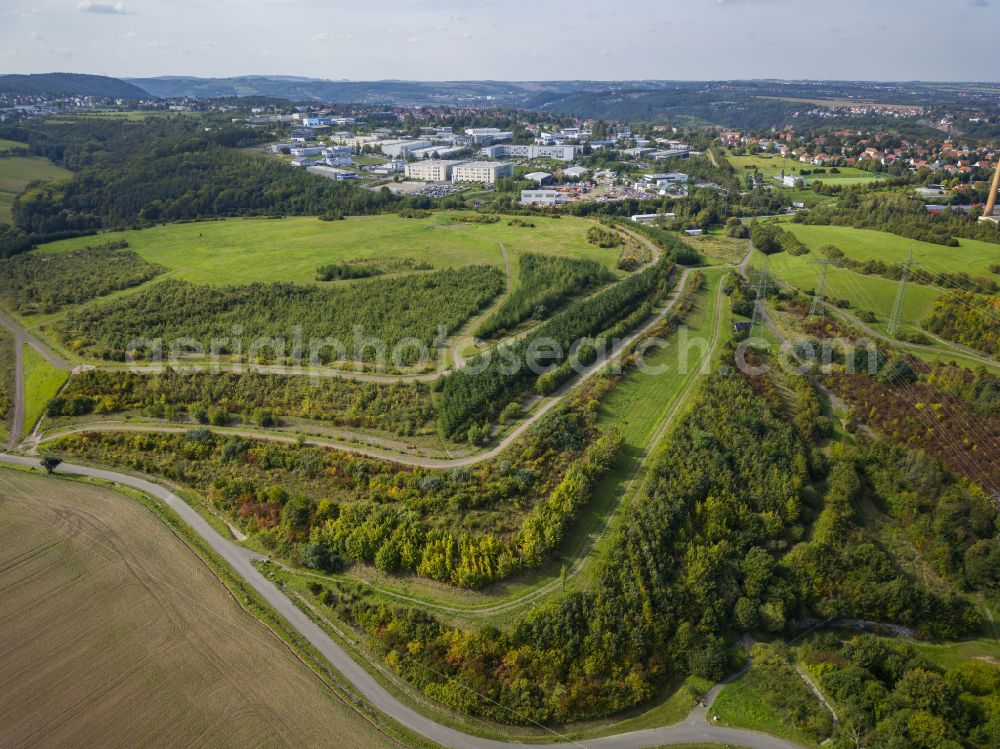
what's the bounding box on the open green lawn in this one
[782,223,1000,279]
[910,638,1000,671]
[21,344,66,439]
[0,155,71,223]
[36,212,614,288]
[727,152,884,187]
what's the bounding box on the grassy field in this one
[0,155,71,223]
[755,247,943,334]
[0,467,391,748]
[711,670,822,748]
[21,344,66,438]
[782,223,1000,279]
[679,231,748,265]
[35,212,614,287]
[727,152,883,187]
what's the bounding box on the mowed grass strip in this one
[0,468,391,749]
[21,343,67,438]
[35,212,614,287]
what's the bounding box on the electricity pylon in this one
[750,254,773,335]
[887,249,919,337]
[807,257,841,316]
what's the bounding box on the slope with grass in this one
[781,223,1000,280]
[0,467,393,749]
[727,153,883,187]
[0,326,13,441]
[21,342,66,438]
[0,155,71,224]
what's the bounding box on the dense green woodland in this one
[802,634,999,748]
[51,368,436,436]
[475,253,614,339]
[56,266,503,363]
[0,241,164,315]
[439,259,673,438]
[0,118,402,254]
[922,292,999,356]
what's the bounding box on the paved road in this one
[0,453,805,749]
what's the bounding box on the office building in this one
[451,161,514,184]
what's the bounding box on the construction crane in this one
[983,157,1000,222]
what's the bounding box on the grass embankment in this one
[726,152,884,187]
[0,466,421,748]
[20,344,67,439]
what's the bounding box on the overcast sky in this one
[2,0,999,82]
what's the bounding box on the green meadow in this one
[21,344,67,439]
[36,212,616,288]
[0,156,71,223]
[782,223,1000,279]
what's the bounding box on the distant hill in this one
[125,76,638,107]
[0,73,150,99]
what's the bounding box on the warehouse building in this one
[379,139,433,158]
[520,189,562,206]
[451,161,514,184]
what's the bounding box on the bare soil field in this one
[0,468,389,749]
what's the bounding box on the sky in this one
[2,0,999,82]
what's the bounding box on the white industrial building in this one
[290,146,326,157]
[405,160,466,182]
[521,189,562,206]
[379,139,433,158]
[451,161,514,184]
[524,171,551,185]
[481,144,578,161]
[563,166,589,180]
[631,213,676,224]
[464,128,513,145]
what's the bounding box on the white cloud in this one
[77,1,126,14]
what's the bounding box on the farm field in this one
[727,152,884,186]
[34,212,617,288]
[21,343,66,439]
[0,467,390,749]
[782,223,1000,279]
[0,155,71,223]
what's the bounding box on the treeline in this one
[793,191,1000,246]
[0,118,404,255]
[475,253,614,339]
[614,220,703,265]
[438,259,674,438]
[50,368,437,436]
[46,386,622,589]
[801,633,1000,748]
[315,257,432,281]
[0,241,164,315]
[921,291,999,355]
[56,265,503,363]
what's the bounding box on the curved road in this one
[0,453,804,749]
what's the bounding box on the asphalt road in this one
[0,453,806,749]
